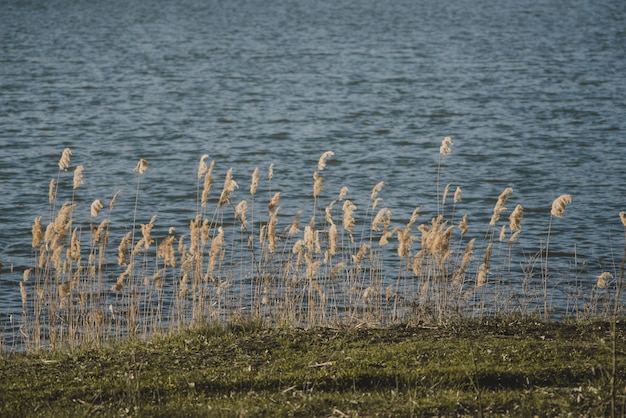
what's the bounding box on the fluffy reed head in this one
[313,172,324,198]
[134,158,148,174]
[90,199,104,217]
[201,160,215,207]
[317,151,334,171]
[551,194,572,217]
[489,187,513,226]
[59,148,72,171]
[218,168,238,207]
[32,216,43,248]
[509,204,523,230]
[454,186,462,204]
[250,167,259,195]
[73,165,84,189]
[597,272,612,288]
[620,211,626,227]
[342,200,357,233]
[439,136,453,156]
[198,154,209,180]
[109,191,121,210]
[370,181,385,200]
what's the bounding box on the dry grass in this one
[9,143,626,352]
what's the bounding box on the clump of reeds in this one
[14,142,624,354]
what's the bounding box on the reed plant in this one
[11,141,626,352]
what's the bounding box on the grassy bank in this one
[2,318,625,417]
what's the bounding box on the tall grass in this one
[11,142,626,352]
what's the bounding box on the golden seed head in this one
[509,204,523,230]
[439,136,453,156]
[218,168,239,207]
[134,158,148,174]
[317,151,334,171]
[459,214,469,235]
[201,160,215,207]
[198,154,209,180]
[597,272,612,288]
[90,199,104,217]
[73,165,84,189]
[551,194,572,217]
[268,163,275,181]
[342,200,357,233]
[32,217,43,248]
[235,200,248,230]
[370,181,385,200]
[620,211,626,227]
[59,148,72,171]
[250,167,259,195]
[48,179,56,204]
[338,186,349,201]
[313,172,324,198]
[454,186,462,203]
[109,190,121,210]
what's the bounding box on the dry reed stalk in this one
[72,165,84,189]
[59,148,72,171]
[452,238,475,285]
[441,183,451,210]
[90,199,104,217]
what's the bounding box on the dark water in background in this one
[1,0,625,340]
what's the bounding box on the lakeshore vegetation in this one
[1,141,625,415]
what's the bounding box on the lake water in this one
[1,0,625,345]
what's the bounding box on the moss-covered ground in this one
[1,318,625,417]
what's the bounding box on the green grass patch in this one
[2,318,625,417]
